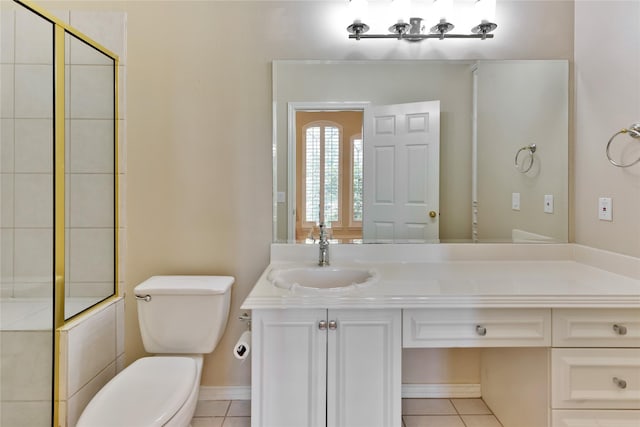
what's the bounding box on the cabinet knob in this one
[613,324,628,335]
[328,320,337,330]
[475,325,487,336]
[319,320,327,330]
[613,377,627,389]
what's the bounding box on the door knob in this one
[429,210,437,218]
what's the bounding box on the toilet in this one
[76,275,234,427]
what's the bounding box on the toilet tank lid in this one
[135,275,235,295]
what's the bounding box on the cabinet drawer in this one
[552,348,640,409]
[552,409,640,426]
[403,308,550,348]
[553,309,640,348]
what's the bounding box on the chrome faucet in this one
[318,223,330,266]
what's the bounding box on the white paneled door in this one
[363,101,440,242]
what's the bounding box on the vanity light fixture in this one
[347,0,498,41]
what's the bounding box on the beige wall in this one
[44,0,582,388]
[477,60,569,242]
[574,1,640,257]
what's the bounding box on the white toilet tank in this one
[135,275,234,354]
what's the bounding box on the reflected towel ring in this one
[606,123,640,168]
[514,144,536,173]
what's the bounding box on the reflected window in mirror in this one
[296,111,364,242]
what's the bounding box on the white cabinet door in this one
[327,309,402,427]
[251,309,327,427]
[252,309,401,427]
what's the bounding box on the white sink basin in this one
[269,266,378,294]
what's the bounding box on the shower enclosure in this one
[1,1,119,425]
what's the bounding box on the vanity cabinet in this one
[251,309,401,427]
[550,309,640,427]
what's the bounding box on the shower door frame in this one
[12,2,120,426]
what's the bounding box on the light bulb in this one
[474,0,496,24]
[432,0,453,22]
[391,0,411,24]
[349,0,369,23]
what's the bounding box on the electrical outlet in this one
[544,194,554,214]
[512,192,520,211]
[598,197,612,221]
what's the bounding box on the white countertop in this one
[241,244,640,310]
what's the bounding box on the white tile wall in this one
[68,228,114,283]
[0,401,51,427]
[68,65,115,119]
[58,297,124,427]
[14,64,53,118]
[15,8,53,65]
[0,330,52,401]
[0,229,13,283]
[1,173,14,228]
[66,304,116,395]
[69,174,114,227]
[69,119,114,173]
[1,8,127,427]
[14,118,53,173]
[1,64,15,117]
[1,10,15,64]
[70,11,127,65]
[13,228,52,281]
[14,173,53,227]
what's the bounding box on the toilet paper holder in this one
[238,312,251,330]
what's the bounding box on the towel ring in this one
[606,123,640,168]
[514,144,536,173]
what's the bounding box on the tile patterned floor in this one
[191,398,503,427]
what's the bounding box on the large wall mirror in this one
[273,60,568,244]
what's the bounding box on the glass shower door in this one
[0,3,55,426]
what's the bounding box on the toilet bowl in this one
[76,276,234,427]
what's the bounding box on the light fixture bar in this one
[348,33,494,40]
[346,0,497,42]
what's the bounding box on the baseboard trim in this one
[402,383,481,398]
[199,386,251,401]
[199,384,481,401]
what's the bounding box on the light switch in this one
[277,192,286,203]
[598,197,612,221]
[544,194,554,214]
[512,192,520,211]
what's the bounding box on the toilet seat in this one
[76,356,198,427]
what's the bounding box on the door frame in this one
[286,102,370,241]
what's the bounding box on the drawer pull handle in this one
[319,320,327,330]
[613,324,628,335]
[328,320,337,330]
[613,377,627,389]
[475,325,487,336]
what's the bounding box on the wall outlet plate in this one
[544,194,554,213]
[598,197,612,221]
[512,192,520,211]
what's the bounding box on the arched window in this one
[302,122,342,227]
[295,110,363,242]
